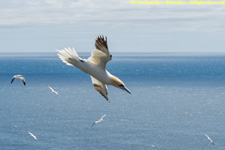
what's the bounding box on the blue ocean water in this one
[1,53,225,150]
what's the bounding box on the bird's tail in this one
[57,48,80,66]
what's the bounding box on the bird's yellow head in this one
[111,76,131,94]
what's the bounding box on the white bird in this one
[11,75,26,85]
[91,114,107,127]
[48,85,60,96]
[204,133,214,145]
[57,36,131,102]
[27,131,38,141]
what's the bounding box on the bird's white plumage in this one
[57,48,80,66]
[11,75,26,85]
[48,85,60,96]
[27,131,38,141]
[204,133,214,145]
[57,36,131,102]
[88,49,111,70]
[91,114,107,127]
[100,114,107,120]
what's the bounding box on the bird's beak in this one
[121,86,132,94]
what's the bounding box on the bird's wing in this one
[32,134,38,141]
[87,36,112,70]
[91,122,96,127]
[11,77,15,84]
[101,114,107,120]
[204,134,210,139]
[204,134,214,145]
[20,77,26,86]
[48,86,54,91]
[11,75,26,85]
[90,76,109,102]
[208,138,214,144]
[27,131,38,141]
[54,91,60,96]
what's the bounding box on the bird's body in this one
[57,36,131,102]
[204,133,214,145]
[11,75,26,85]
[48,85,60,96]
[91,114,107,127]
[67,57,112,84]
[27,131,38,141]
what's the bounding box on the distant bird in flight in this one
[57,36,131,102]
[91,114,107,127]
[48,85,60,96]
[204,133,214,145]
[11,75,26,85]
[27,131,38,141]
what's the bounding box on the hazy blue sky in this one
[0,0,224,53]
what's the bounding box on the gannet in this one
[11,75,26,85]
[48,85,60,96]
[91,114,107,127]
[57,36,131,102]
[27,131,38,141]
[204,133,214,145]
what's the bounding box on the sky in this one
[0,0,225,53]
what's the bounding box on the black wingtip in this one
[91,123,95,128]
[95,35,108,50]
[11,78,15,84]
[105,96,110,103]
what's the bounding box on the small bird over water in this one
[11,75,26,85]
[48,85,60,96]
[57,36,131,102]
[91,114,107,127]
[27,131,38,141]
[204,133,214,145]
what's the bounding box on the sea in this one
[1,53,225,150]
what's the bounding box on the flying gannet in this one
[204,133,214,145]
[57,36,131,102]
[11,75,26,86]
[91,114,107,127]
[48,85,60,96]
[27,131,38,141]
